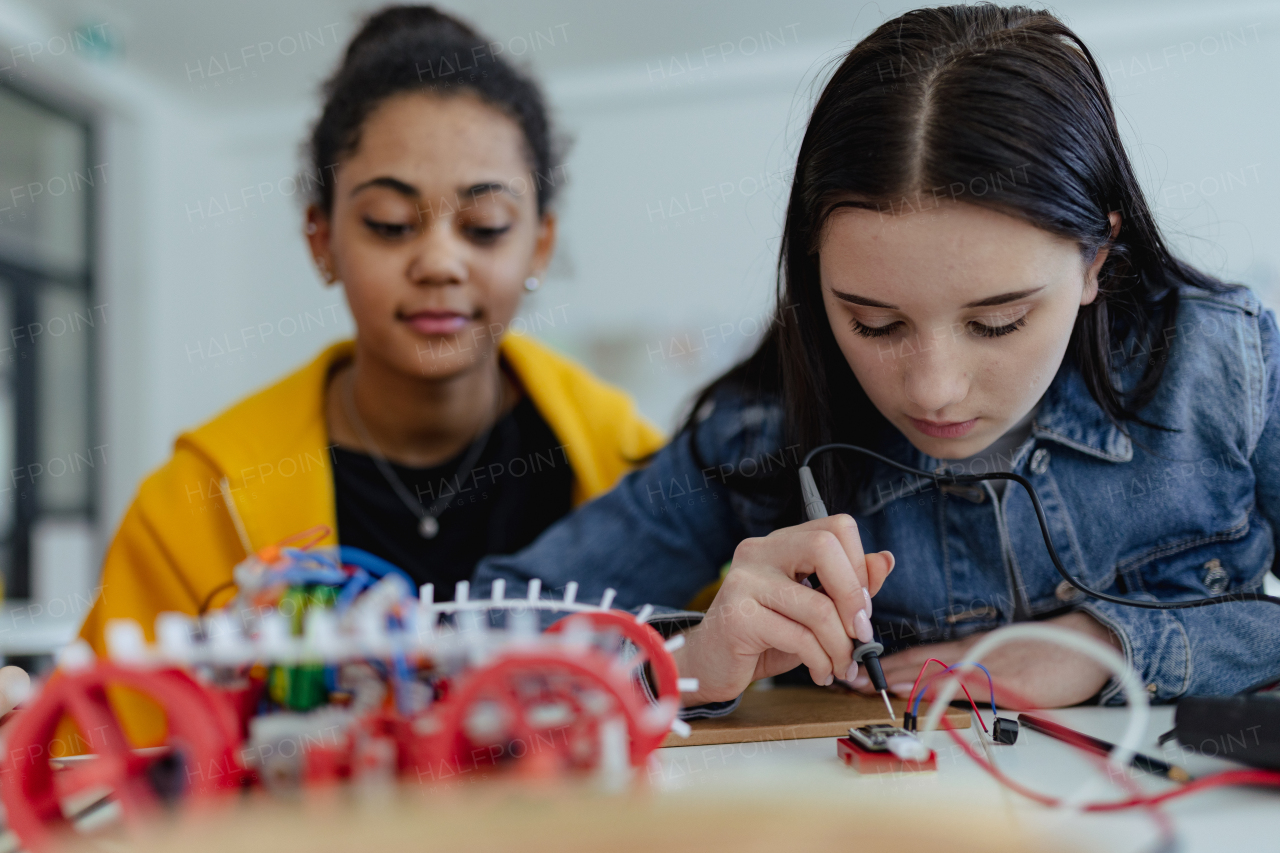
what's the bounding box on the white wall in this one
[538,3,1280,432]
[0,0,1277,625]
[1089,5,1279,300]
[145,1,1280,447]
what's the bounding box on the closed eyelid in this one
[844,304,901,322]
[972,305,1032,323]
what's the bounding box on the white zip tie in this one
[492,579,505,601]
[528,579,541,601]
[677,678,700,693]
[455,580,469,602]
[600,588,616,610]
[669,719,692,738]
[564,581,578,604]
[634,604,654,624]
[663,635,685,653]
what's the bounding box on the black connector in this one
[992,716,1019,745]
[903,711,916,732]
[860,648,888,693]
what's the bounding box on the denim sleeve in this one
[1084,307,1280,704]
[1250,308,1280,584]
[1081,593,1280,704]
[631,607,742,721]
[472,409,751,613]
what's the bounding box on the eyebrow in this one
[463,181,508,199]
[829,285,1046,310]
[349,178,512,200]
[350,176,419,198]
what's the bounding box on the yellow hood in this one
[80,335,662,733]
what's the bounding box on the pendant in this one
[418,515,439,539]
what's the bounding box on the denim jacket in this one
[476,285,1280,704]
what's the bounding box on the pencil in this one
[1017,713,1191,783]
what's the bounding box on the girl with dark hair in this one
[82,6,662,742]
[477,5,1280,712]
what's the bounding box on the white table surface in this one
[651,705,1278,852]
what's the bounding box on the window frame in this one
[0,80,97,601]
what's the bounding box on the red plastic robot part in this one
[0,662,244,851]
[413,646,671,782]
[545,609,681,703]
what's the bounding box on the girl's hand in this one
[670,515,895,706]
[850,611,1121,709]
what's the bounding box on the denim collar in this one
[1030,359,1134,464]
[852,359,1131,515]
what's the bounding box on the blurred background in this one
[0,0,1275,652]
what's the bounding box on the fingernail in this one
[883,551,896,572]
[845,662,859,682]
[853,610,873,643]
[862,587,872,616]
[890,683,913,697]
[852,674,871,689]
[823,674,834,686]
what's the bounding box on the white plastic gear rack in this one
[104,576,698,739]
[419,578,617,616]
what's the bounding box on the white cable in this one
[919,623,1148,809]
[218,477,254,558]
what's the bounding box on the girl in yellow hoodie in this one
[79,5,661,729]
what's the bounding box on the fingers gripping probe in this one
[799,466,896,721]
[854,640,895,720]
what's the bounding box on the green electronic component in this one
[281,587,309,635]
[268,584,337,711]
[267,663,329,711]
[287,664,328,711]
[308,585,337,610]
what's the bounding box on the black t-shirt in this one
[332,395,574,598]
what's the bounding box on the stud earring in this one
[523,276,541,292]
[317,258,334,282]
[305,221,318,235]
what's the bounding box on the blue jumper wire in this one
[911,662,997,723]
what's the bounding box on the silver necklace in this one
[340,369,502,539]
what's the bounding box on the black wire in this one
[803,443,1280,613]
[198,580,237,615]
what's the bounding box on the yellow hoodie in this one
[80,335,663,743]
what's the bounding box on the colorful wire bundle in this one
[905,658,994,733]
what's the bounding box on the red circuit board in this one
[836,736,937,774]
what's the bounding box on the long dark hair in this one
[308,5,562,216]
[687,4,1230,517]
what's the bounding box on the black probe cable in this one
[800,443,1280,613]
[796,443,1280,726]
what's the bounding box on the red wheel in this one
[0,663,244,851]
[416,647,668,782]
[546,610,680,703]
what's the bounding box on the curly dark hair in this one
[308,5,561,216]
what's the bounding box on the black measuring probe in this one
[799,465,896,721]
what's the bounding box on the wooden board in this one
[661,685,971,747]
